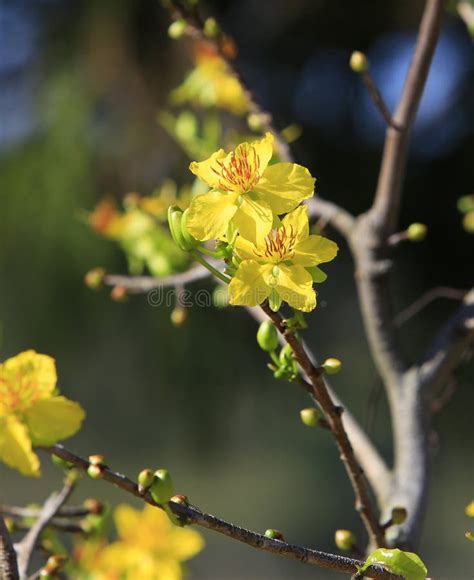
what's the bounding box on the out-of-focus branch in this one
[15,477,76,579]
[260,304,385,548]
[40,446,397,578]
[394,287,469,327]
[0,515,19,580]
[420,288,474,395]
[368,0,446,237]
[305,197,355,240]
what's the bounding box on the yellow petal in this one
[233,197,273,243]
[166,527,205,561]
[250,132,274,174]
[0,350,57,405]
[228,261,272,307]
[293,235,339,267]
[114,504,144,542]
[24,396,85,446]
[276,265,316,312]
[189,149,226,189]
[281,205,309,242]
[186,190,238,241]
[234,235,260,261]
[0,416,40,477]
[255,163,315,214]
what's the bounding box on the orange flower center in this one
[212,145,261,193]
[254,225,297,262]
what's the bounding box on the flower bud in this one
[203,17,219,38]
[350,51,369,73]
[168,19,187,39]
[257,320,279,352]
[322,357,342,375]
[465,501,474,517]
[171,306,188,327]
[87,464,103,480]
[150,469,174,505]
[300,407,321,428]
[264,528,284,540]
[463,211,474,233]
[406,223,427,242]
[335,529,356,551]
[44,555,67,573]
[84,267,106,290]
[180,209,198,248]
[466,531,474,542]
[170,494,189,505]
[247,113,264,132]
[83,498,104,515]
[390,506,407,525]
[110,286,127,302]
[138,468,155,493]
[39,571,52,579]
[89,454,105,466]
[168,206,194,251]
[457,195,474,214]
[51,454,74,471]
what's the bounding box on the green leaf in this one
[357,548,428,579]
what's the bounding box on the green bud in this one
[273,368,285,380]
[391,507,407,525]
[168,19,187,39]
[150,469,174,505]
[465,531,474,542]
[322,357,342,375]
[300,407,321,428]
[168,206,193,251]
[180,209,198,248]
[279,343,294,365]
[87,465,103,480]
[335,529,356,551]
[247,113,264,132]
[203,17,219,38]
[264,528,284,540]
[350,51,369,73]
[84,267,106,290]
[406,222,427,242]
[138,468,154,492]
[463,211,474,233]
[171,306,188,327]
[257,320,279,352]
[457,195,474,214]
[51,455,74,471]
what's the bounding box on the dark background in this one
[0,0,473,577]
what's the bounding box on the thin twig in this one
[395,287,469,327]
[0,515,19,580]
[260,304,385,548]
[361,71,399,129]
[38,446,398,579]
[0,505,90,520]
[15,477,76,579]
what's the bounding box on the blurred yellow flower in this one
[228,205,338,312]
[466,501,474,517]
[187,133,315,242]
[171,44,249,115]
[0,350,85,477]
[76,504,204,580]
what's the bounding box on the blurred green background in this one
[0,0,473,578]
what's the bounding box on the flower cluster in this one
[0,350,85,476]
[178,132,338,312]
[74,504,204,580]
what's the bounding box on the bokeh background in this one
[1,0,473,578]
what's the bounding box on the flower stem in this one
[191,251,231,285]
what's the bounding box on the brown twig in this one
[15,477,76,579]
[361,71,399,130]
[39,445,398,578]
[0,515,19,580]
[260,303,385,549]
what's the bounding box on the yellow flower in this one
[186,133,315,242]
[77,504,204,580]
[228,206,338,312]
[466,501,474,517]
[171,44,249,115]
[0,350,85,477]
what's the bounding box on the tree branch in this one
[0,515,19,580]
[369,0,446,237]
[39,445,398,578]
[15,477,76,579]
[260,304,385,548]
